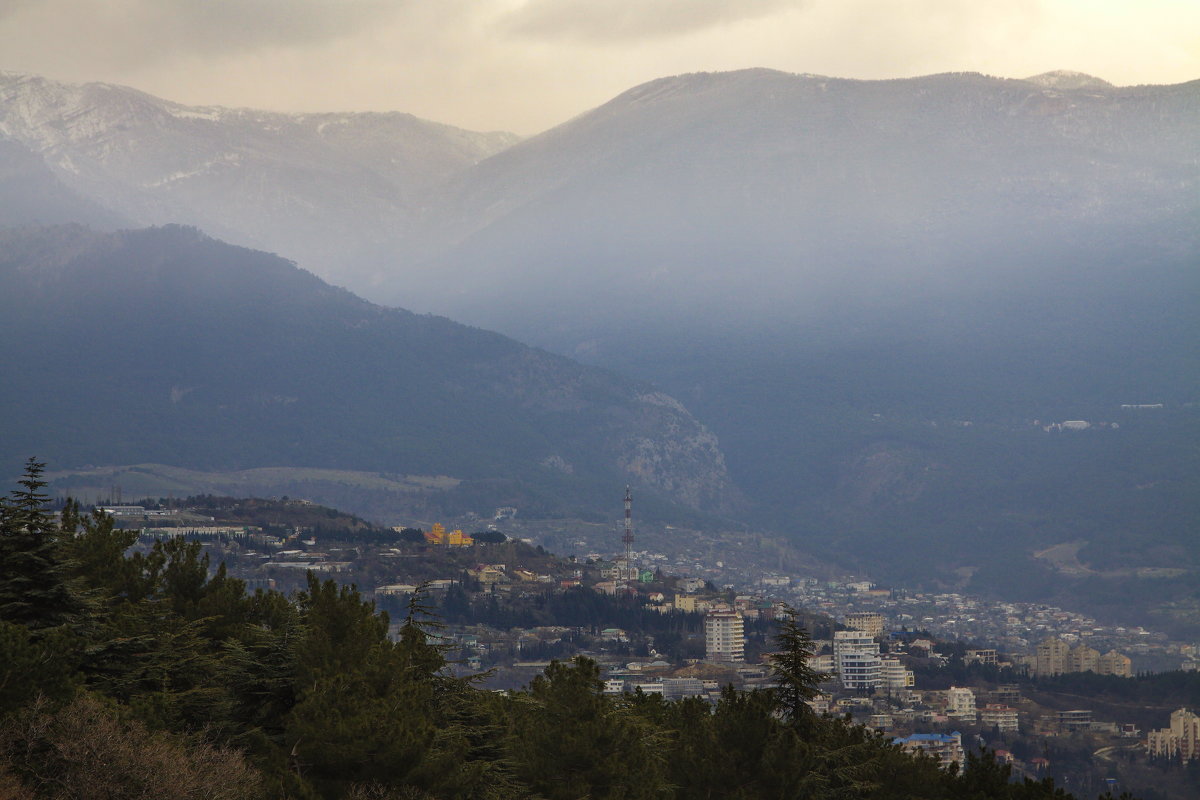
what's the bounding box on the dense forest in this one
[0,460,1123,799]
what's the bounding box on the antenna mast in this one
[622,485,634,564]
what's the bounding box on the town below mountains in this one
[83,491,1200,799]
[0,64,1197,798]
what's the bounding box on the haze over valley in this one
[2,67,1196,630]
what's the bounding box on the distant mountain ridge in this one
[1023,70,1114,89]
[3,67,1196,315]
[393,68,1199,333]
[0,71,519,289]
[0,137,127,229]
[0,224,736,518]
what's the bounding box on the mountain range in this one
[397,68,1199,337]
[0,70,516,290]
[1,68,1197,631]
[0,224,735,520]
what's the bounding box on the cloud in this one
[141,0,402,55]
[503,0,805,43]
[0,0,1195,136]
[0,0,35,20]
[0,0,403,69]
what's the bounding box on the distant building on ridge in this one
[424,522,473,546]
[1034,637,1131,678]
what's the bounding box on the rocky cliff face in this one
[449,343,737,512]
[615,392,737,513]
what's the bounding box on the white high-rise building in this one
[946,686,977,721]
[834,629,881,691]
[833,630,876,662]
[880,656,915,690]
[705,609,745,662]
[1148,709,1200,762]
[840,651,883,691]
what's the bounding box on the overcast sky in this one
[1,0,1196,134]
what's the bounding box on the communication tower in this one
[623,485,634,561]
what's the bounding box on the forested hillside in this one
[0,225,735,517]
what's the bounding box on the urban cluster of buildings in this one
[1020,637,1133,678]
[810,625,915,692]
[127,491,1198,790]
[743,575,1185,673]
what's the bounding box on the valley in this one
[2,64,1197,668]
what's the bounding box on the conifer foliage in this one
[0,463,1118,799]
[770,603,831,726]
[0,459,83,630]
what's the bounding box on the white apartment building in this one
[946,686,977,721]
[834,629,881,691]
[840,651,883,691]
[705,609,745,662]
[893,732,966,772]
[630,682,665,696]
[811,653,836,675]
[965,649,998,666]
[880,656,915,690]
[833,630,876,661]
[1147,708,1200,763]
[980,704,1019,733]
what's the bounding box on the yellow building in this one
[1067,644,1101,674]
[1147,709,1200,762]
[1099,649,1133,677]
[469,565,506,586]
[1035,637,1070,677]
[1034,639,1131,678]
[845,612,885,639]
[424,523,474,547]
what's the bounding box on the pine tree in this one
[285,577,447,798]
[58,504,137,604]
[395,581,449,679]
[506,657,670,800]
[770,604,830,726]
[0,458,83,630]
